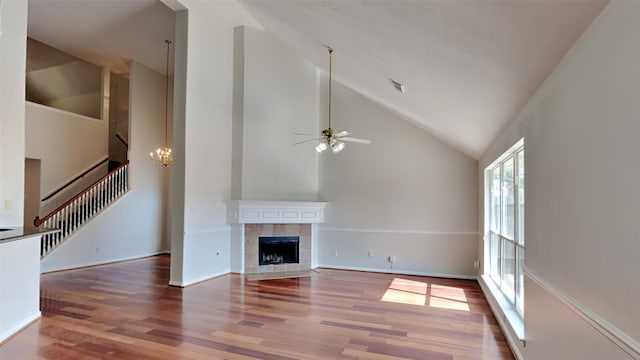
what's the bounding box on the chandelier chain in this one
[165,40,171,146]
[328,47,333,130]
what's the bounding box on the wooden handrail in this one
[41,157,109,202]
[115,132,129,148]
[35,160,129,227]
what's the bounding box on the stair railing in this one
[35,160,129,257]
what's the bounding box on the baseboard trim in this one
[184,227,230,235]
[0,311,41,344]
[316,264,477,280]
[41,251,168,274]
[169,270,230,288]
[525,267,640,359]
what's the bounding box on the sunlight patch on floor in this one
[380,278,470,312]
[429,284,470,312]
[380,278,427,306]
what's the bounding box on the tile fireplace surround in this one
[226,201,328,274]
[245,223,310,273]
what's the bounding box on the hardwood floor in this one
[0,255,514,359]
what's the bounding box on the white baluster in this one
[80,194,84,226]
[70,201,75,233]
[84,192,88,222]
[83,193,87,224]
[109,173,114,202]
[90,188,94,215]
[69,199,78,234]
[76,198,80,230]
[118,168,123,196]
[112,171,117,198]
[69,201,74,233]
[96,183,101,211]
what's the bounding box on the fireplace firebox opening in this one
[259,236,299,265]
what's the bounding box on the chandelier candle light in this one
[150,40,173,167]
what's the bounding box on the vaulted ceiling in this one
[27,0,176,76]
[27,0,608,158]
[238,0,608,158]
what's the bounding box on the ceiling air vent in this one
[390,79,406,94]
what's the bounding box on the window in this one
[486,139,524,316]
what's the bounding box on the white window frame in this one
[485,138,524,317]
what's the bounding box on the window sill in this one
[478,275,525,358]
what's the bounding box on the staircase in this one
[35,161,129,257]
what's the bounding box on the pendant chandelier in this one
[150,40,173,167]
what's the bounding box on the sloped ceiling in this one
[27,0,176,76]
[239,0,608,158]
[27,0,608,159]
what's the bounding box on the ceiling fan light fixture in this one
[295,46,370,153]
[316,142,328,153]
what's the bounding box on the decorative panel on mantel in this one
[226,201,328,224]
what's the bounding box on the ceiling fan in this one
[295,47,371,153]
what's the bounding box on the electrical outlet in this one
[334,250,338,257]
[388,255,396,263]
[474,260,480,268]
[4,200,12,209]
[368,250,373,257]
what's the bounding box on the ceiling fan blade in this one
[294,138,320,145]
[341,137,372,144]
[335,130,351,137]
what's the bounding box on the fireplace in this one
[244,224,310,273]
[226,200,328,274]
[259,236,299,265]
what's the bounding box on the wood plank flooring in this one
[0,255,514,359]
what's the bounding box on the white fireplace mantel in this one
[226,200,328,224]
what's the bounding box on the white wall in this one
[109,72,129,163]
[41,61,168,272]
[480,1,640,358]
[167,0,263,286]
[0,235,41,342]
[234,26,319,201]
[318,77,478,278]
[0,0,28,226]
[25,102,108,197]
[173,3,235,285]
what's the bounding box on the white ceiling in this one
[239,0,608,158]
[26,0,608,159]
[27,0,176,76]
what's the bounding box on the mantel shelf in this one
[226,200,328,224]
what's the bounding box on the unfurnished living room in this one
[0,0,638,359]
